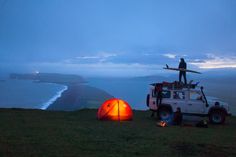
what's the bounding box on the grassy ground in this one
[0,109,235,157]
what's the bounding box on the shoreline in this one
[47,84,113,111]
[40,85,68,110]
[3,73,112,111]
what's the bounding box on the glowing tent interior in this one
[97,98,133,121]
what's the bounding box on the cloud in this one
[162,53,177,59]
[189,54,236,69]
[76,52,117,62]
[190,59,205,63]
[76,56,100,59]
[143,53,152,56]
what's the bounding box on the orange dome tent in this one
[97,98,133,121]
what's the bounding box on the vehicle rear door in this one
[187,90,205,114]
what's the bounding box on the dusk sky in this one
[0,0,236,77]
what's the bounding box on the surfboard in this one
[163,64,201,74]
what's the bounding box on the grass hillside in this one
[0,109,235,157]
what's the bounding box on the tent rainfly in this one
[97,98,133,121]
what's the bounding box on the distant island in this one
[10,73,86,85]
[10,73,113,111]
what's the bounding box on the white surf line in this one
[40,85,68,110]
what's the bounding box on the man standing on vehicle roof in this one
[179,58,187,84]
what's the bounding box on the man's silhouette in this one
[179,58,187,84]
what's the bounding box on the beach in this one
[47,84,113,111]
[40,85,68,110]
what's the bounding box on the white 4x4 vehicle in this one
[146,82,231,124]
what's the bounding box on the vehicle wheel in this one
[158,107,172,121]
[146,94,150,107]
[209,110,225,124]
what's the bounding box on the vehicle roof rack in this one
[150,81,199,90]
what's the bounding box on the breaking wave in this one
[40,85,68,110]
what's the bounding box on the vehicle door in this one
[187,90,205,114]
[161,90,171,104]
[171,90,188,113]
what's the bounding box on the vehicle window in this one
[190,91,202,101]
[162,91,171,98]
[152,90,170,98]
[152,90,155,97]
[173,91,185,100]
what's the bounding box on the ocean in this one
[88,77,236,115]
[0,79,67,109]
[88,78,151,110]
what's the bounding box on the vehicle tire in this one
[209,110,226,124]
[158,107,172,121]
[146,94,150,107]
